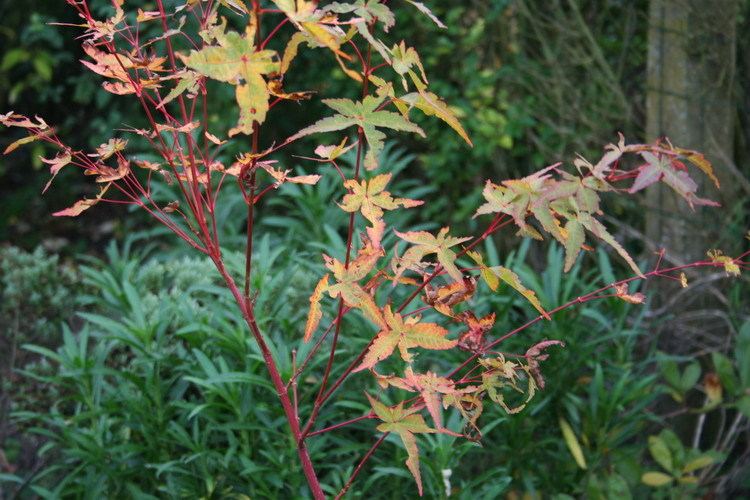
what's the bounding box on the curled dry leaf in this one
[163,201,180,213]
[422,275,477,315]
[456,311,495,352]
[613,283,646,304]
[525,340,566,390]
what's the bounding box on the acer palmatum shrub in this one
[1,1,746,498]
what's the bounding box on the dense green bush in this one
[5,236,741,499]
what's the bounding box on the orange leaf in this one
[353,304,456,372]
[304,274,330,343]
[53,183,111,217]
[613,283,646,304]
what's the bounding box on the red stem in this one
[213,260,325,499]
[448,259,730,379]
[334,432,390,500]
[301,25,376,438]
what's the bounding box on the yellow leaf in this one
[559,417,587,469]
[682,455,714,473]
[679,272,688,288]
[641,471,673,487]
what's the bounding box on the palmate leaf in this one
[707,249,741,277]
[393,227,471,282]
[323,244,387,330]
[290,93,425,170]
[327,0,395,63]
[338,173,422,246]
[479,355,537,415]
[272,0,351,61]
[353,304,456,372]
[339,173,423,224]
[366,393,436,496]
[179,23,279,136]
[474,161,645,276]
[628,150,719,208]
[40,151,73,194]
[386,366,462,433]
[389,41,428,90]
[475,164,562,238]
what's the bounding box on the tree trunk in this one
[645,0,739,349]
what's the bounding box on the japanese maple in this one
[2,0,746,498]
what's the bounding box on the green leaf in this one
[587,474,605,500]
[658,356,681,389]
[290,93,425,170]
[480,356,535,414]
[736,321,750,388]
[389,41,428,90]
[577,212,643,277]
[658,429,685,465]
[648,435,674,473]
[397,90,472,146]
[736,394,750,418]
[563,219,585,272]
[327,0,394,63]
[606,474,632,500]
[393,226,471,282]
[366,393,436,496]
[682,455,714,473]
[467,251,549,319]
[680,362,702,394]
[641,471,674,487]
[156,70,200,110]
[711,352,737,396]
